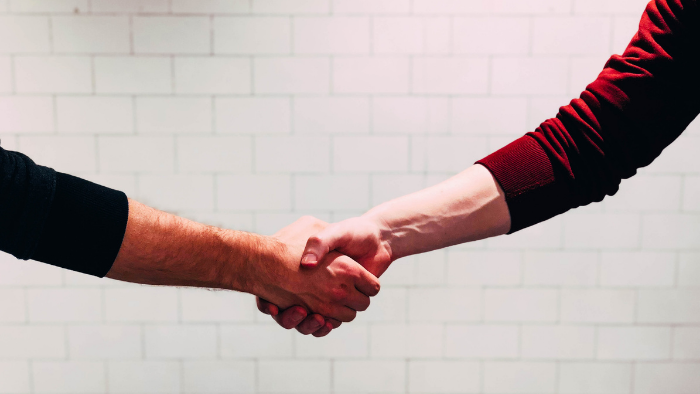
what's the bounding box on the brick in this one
[258,361,330,393]
[373,17,423,54]
[412,57,489,94]
[487,216,563,249]
[172,0,250,14]
[333,57,409,93]
[334,361,405,393]
[217,175,291,210]
[216,97,289,134]
[605,175,682,211]
[252,0,329,14]
[0,289,24,322]
[0,362,30,393]
[32,361,104,394]
[68,325,142,359]
[522,325,595,359]
[52,16,129,53]
[297,324,369,358]
[253,212,331,236]
[642,214,700,249]
[564,213,641,248]
[648,136,700,173]
[137,175,214,212]
[28,288,101,322]
[255,136,330,173]
[57,97,133,133]
[373,97,449,134]
[485,289,558,322]
[215,17,290,54]
[136,97,211,134]
[220,324,293,358]
[371,174,424,205]
[0,252,62,286]
[0,16,49,53]
[107,361,180,394]
[0,326,64,358]
[295,17,369,54]
[484,362,556,394]
[81,174,137,196]
[175,57,251,94]
[333,0,410,13]
[408,361,480,394]
[294,97,369,134]
[558,362,632,394]
[674,327,700,360]
[528,96,570,130]
[683,176,700,211]
[186,212,254,232]
[0,56,9,92]
[570,56,609,95]
[637,290,700,324]
[523,251,598,286]
[134,16,209,54]
[183,361,255,393]
[177,136,252,173]
[453,17,529,54]
[145,325,217,358]
[411,136,488,172]
[255,57,329,93]
[613,16,640,54]
[413,0,489,14]
[0,96,53,133]
[533,17,611,55]
[492,0,572,14]
[94,57,171,94]
[10,0,87,13]
[492,57,568,95]
[560,289,635,323]
[19,136,96,173]
[99,136,174,173]
[90,0,169,13]
[15,56,91,93]
[412,249,448,285]
[574,0,650,15]
[409,288,481,322]
[679,253,700,287]
[445,324,519,358]
[597,326,670,360]
[600,252,675,287]
[447,251,521,286]
[180,288,255,322]
[105,287,179,322]
[333,136,408,172]
[294,175,368,210]
[353,288,406,323]
[370,323,442,358]
[452,98,527,135]
[634,363,700,394]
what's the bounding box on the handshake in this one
[252,214,394,338]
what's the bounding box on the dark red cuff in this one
[476,135,573,233]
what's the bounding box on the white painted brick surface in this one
[2,2,699,392]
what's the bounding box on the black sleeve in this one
[0,145,129,277]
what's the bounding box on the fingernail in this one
[292,310,305,323]
[301,253,317,266]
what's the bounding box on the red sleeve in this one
[477,0,700,233]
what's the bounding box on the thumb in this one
[301,225,348,268]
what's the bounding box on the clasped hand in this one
[257,216,393,337]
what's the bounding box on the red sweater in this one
[478,0,700,233]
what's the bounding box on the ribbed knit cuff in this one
[477,135,573,233]
[31,173,129,277]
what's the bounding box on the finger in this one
[295,314,326,335]
[354,268,381,297]
[344,291,371,312]
[312,322,334,338]
[327,318,342,329]
[329,306,357,323]
[256,297,279,316]
[275,306,308,329]
[301,224,349,268]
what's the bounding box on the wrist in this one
[361,209,400,261]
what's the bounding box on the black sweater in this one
[0,144,128,277]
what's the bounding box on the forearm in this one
[365,164,511,260]
[106,198,278,294]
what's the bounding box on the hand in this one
[254,216,381,337]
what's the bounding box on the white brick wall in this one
[1,1,698,393]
